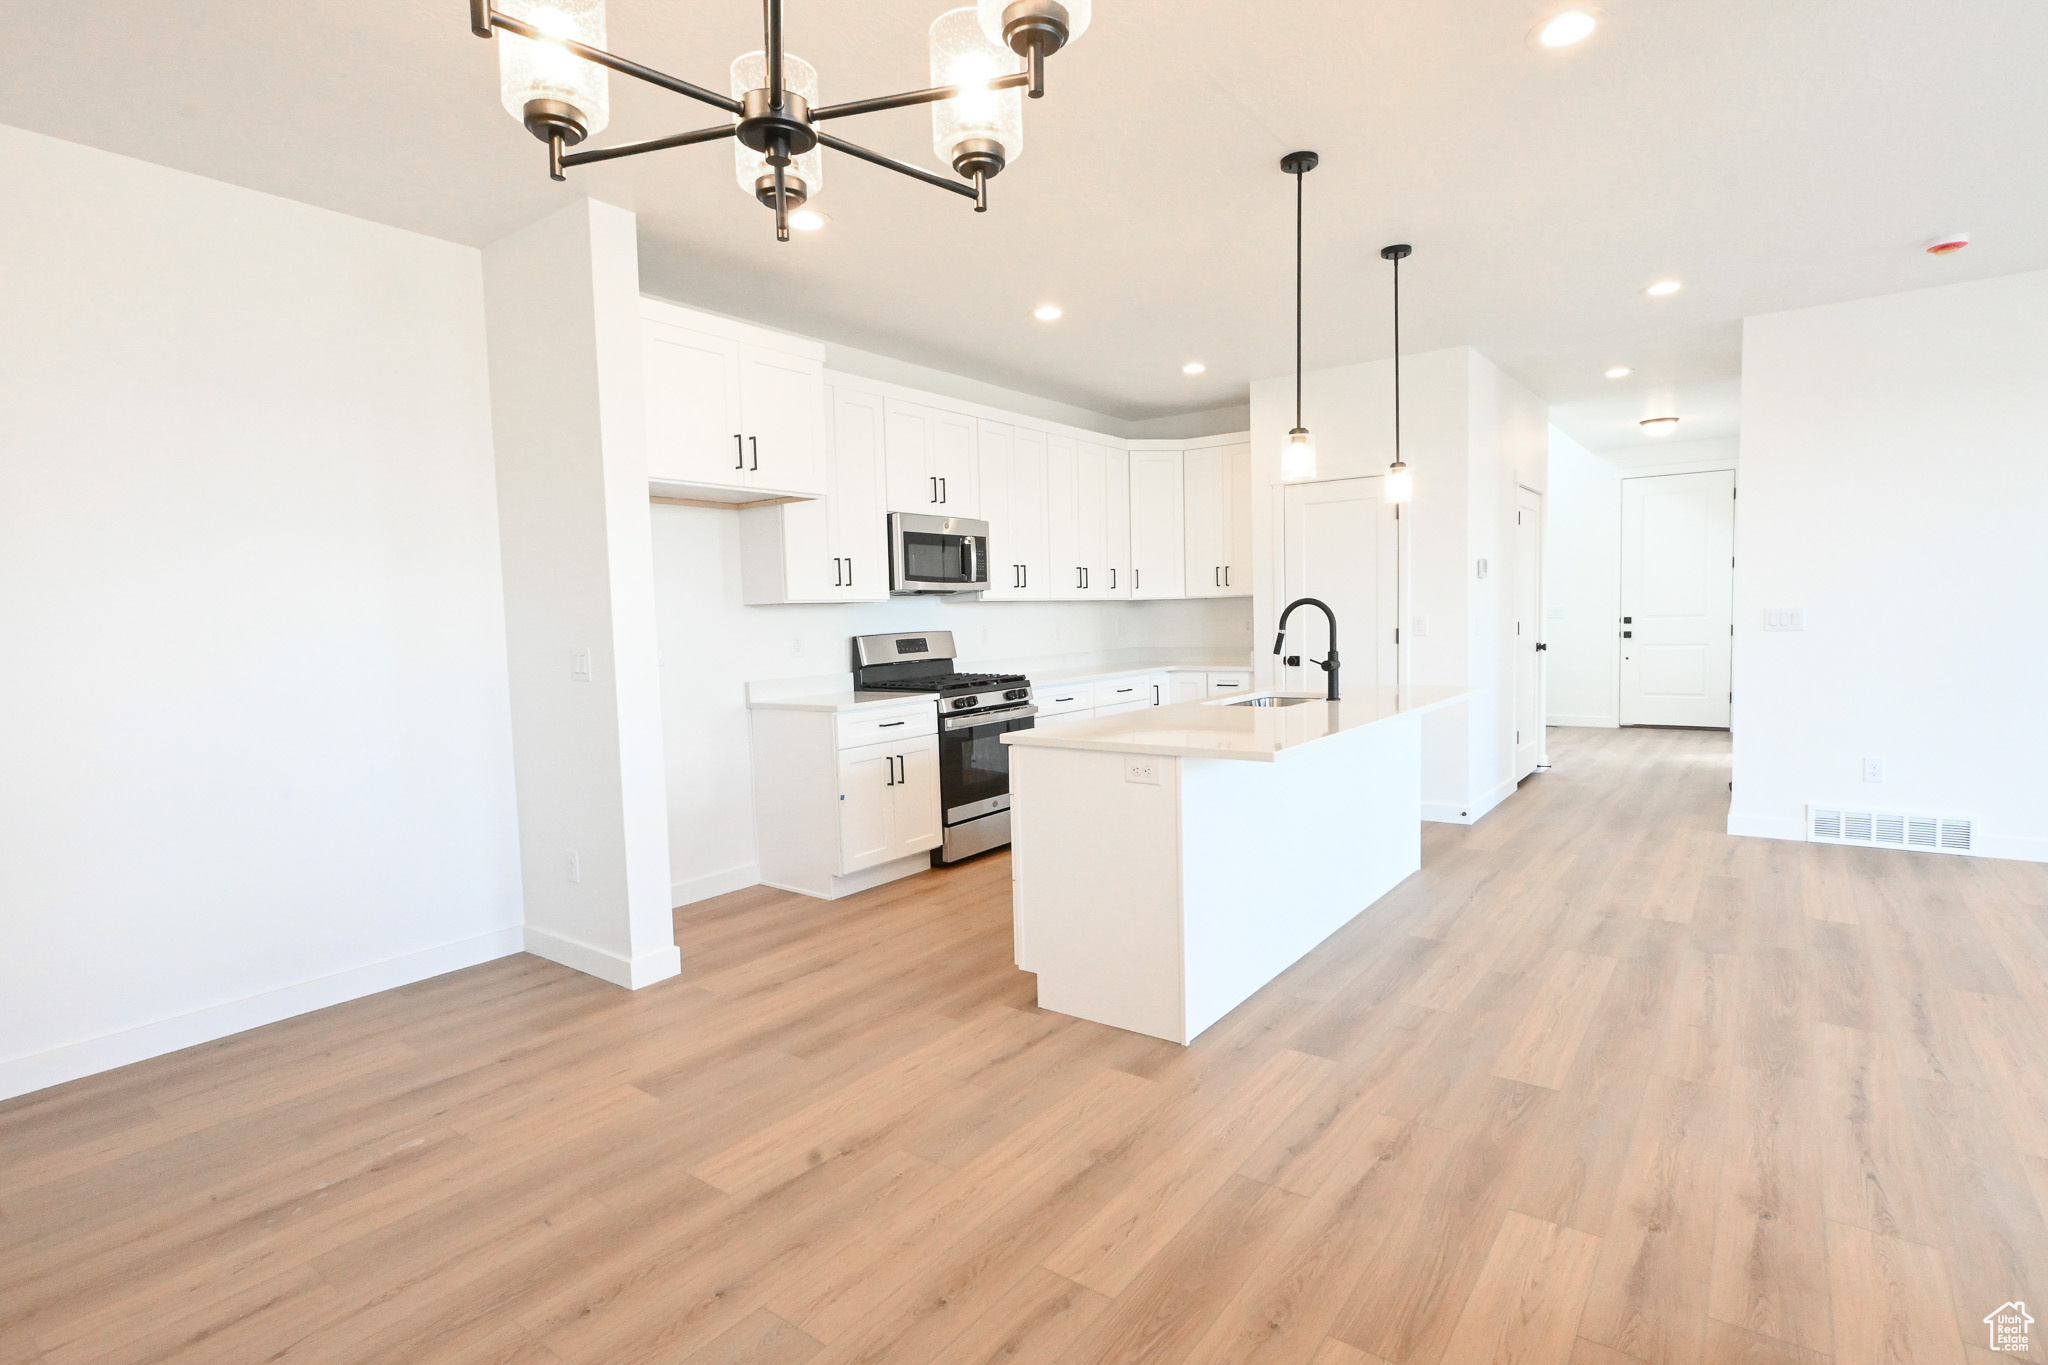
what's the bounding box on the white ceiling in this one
[6,0,2045,445]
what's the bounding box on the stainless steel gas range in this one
[851,631,1035,865]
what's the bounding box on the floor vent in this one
[1808,805,1974,855]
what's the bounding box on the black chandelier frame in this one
[469,0,1069,239]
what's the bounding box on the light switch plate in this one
[1763,608,1806,632]
[1411,614,1430,639]
[1475,558,1489,579]
[572,647,593,679]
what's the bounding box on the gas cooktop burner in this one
[861,671,1027,695]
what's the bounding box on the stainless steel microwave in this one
[889,513,990,594]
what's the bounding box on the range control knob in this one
[951,696,974,709]
[1005,688,1028,701]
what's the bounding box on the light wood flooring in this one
[6,726,2048,1364]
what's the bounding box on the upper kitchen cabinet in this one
[640,297,825,502]
[1184,438,1252,598]
[884,399,979,517]
[1103,446,1131,599]
[978,422,1049,600]
[1128,446,1186,599]
[739,384,889,604]
[1047,438,1118,599]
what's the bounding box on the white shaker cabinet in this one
[1049,439,1115,599]
[1128,447,1186,599]
[752,700,940,899]
[1104,447,1131,599]
[978,422,1050,600]
[1184,440,1252,598]
[837,737,941,874]
[885,399,980,517]
[641,300,825,500]
[738,385,888,603]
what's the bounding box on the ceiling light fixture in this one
[1925,232,1970,255]
[1033,303,1063,321]
[1605,366,1632,378]
[469,0,1088,241]
[788,206,827,231]
[1533,8,1598,47]
[1280,151,1320,483]
[1640,416,1680,435]
[1182,362,1206,375]
[1382,242,1415,504]
[1646,278,1683,297]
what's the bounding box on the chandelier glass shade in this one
[469,0,1085,239]
[731,51,822,203]
[930,9,1024,178]
[496,0,610,142]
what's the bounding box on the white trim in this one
[1423,776,1518,826]
[522,926,682,990]
[672,863,760,908]
[1727,811,1809,842]
[0,926,524,1103]
[1978,833,2048,865]
[1547,712,1620,729]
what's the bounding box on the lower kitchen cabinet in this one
[751,701,941,899]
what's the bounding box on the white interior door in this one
[1620,469,1735,727]
[1280,478,1398,695]
[1514,487,1544,778]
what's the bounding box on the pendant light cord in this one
[1294,169,1304,431]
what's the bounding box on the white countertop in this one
[1026,659,1249,688]
[746,655,1253,712]
[1002,686,1473,761]
[745,690,940,714]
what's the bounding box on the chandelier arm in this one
[813,131,979,201]
[810,72,1032,122]
[560,123,739,169]
[485,9,742,115]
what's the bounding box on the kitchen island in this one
[1003,686,1470,1043]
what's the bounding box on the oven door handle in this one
[942,704,1038,731]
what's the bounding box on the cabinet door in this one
[1169,672,1207,704]
[739,345,825,496]
[1010,428,1050,599]
[1128,449,1186,599]
[1076,441,1109,598]
[931,409,980,517]
[977,422,1022,600]
[1045,434,1084,599]
[643,320,742,487]
[1182,445,1227,598]
[837,741,900,874]
[1222,441,1253,596]
[884,399,935,514]
[830,387,889,600]
[891,739,943,857]
[1104,448,1131,599]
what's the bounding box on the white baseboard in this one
[1727,811,1807,842]
[1978,833,2048,865]
[1546,713,1619,729]
[761,851,932,903]
[0,926,524,1104]
[672,863,760,908]
[523,926,682,990]
[1423,776,1518,826]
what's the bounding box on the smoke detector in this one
[1925,232,1970,255]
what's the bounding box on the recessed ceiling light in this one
[1605,366,1632,379]
[1925,232,1970,255]
[1182,361,1206,375]
[1646,278,1683,297]
[1640,416,1680,435]
[1533,8,1597,47]
[1033,304,1063,321]
[788,207,826,232]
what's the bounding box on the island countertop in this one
[1001,685,1472,761]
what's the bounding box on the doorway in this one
[1619,469,1735,727]
[1514,486,1545,778]
[1280,477,1399,695]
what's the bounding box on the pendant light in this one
[1280,151,1319,483]
[1381,243,1415,504]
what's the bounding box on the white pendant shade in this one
[1280,429,1317,482]
[731,51,823,199]
[1383,462,1414,504]
[930,8,1024,170]
[497,0,611,138]
[977,0,1091,48]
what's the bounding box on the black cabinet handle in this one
[749,436,758,471]
[833,557,843,587]
[1110,568,1116,589]
[895,755,906,784]
[939,476,947,503]
[879,720,906,728]
[1134,569,1140,591]
[885,755,895,787]
[1224,566,1231,587]
[931,476,939,503]
[1022,564,1027,588]
[734,433,744,469]
[1214,566,1221,587]
[847,557,853,587]
[1153,684,1160,705]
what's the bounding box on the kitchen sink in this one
[1222,694,1320,707]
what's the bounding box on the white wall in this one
[1732,270,2048,862]
[1545,430,1740,728]
[0,126,523,1099]
[482,200,680,989]
[1248,347,1546,824]
[650,505,1253,905]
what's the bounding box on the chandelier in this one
[468,0,1091,240]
